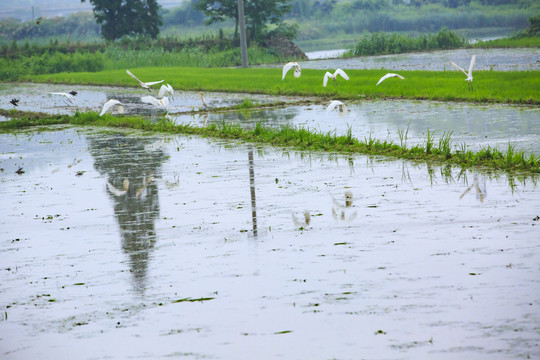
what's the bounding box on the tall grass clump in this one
[346,27,467,56]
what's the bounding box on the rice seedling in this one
[1,110,538,174]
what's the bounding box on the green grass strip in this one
[1,109,539,174]
[28,67,540,105]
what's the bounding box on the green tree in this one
[81,0,162,41]
[195,0,292,43]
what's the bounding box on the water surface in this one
[1,128,539,359]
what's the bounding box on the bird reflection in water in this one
[88,133,166,294]
[459,174,487,203]
[292,210,311,228]
[331,190,357,222]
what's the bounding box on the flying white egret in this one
[323,68,349,87]
[126,69,164,91]
[49,92,77,104]
[158,84,174,99]
[326,100,348,113]
[376,73,405,86]
[141,95,169,109]
[450,55,476,91]
[99,99,124,117]
[282,62,301,80]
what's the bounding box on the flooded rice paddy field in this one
[2,83,539,156]
[1,127,539,359]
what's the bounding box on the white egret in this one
[49,92,77,104]
[326,100,348,113]
[158,84,174,99]
[376,73,405,86]
[10,98,19,107]
[141,95,169,109]
[99,99,124,117]
[450,55,476,91]
[323,68,349,87]
[126,69,163,91]
[282,62,301,80]
[200,92,208,109]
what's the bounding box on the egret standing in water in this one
[126,69,163,91]
[450,55,476,91]
[282,62,302,80]
[323,68,349,87]
[200,92,208,110]
[376,73,405,86]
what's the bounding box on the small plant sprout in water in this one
[450,55,476,91]
[323,68,349,87]
[376,73,405,86]
[282,62,301,80]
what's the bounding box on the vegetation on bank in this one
[29,67,540,105]
[0,110,538,174]
[345,27,467,56]
[0,35,284,81]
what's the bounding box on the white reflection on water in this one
[1,128,539,359]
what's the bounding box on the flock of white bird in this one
[13,55,475,119]
[100,69,175,117]
[282,54,476,113]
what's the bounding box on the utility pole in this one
[237,0,249,68]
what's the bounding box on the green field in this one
[30,67,540,105]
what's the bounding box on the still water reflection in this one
[1,126,539,360]
[87,133,167,293]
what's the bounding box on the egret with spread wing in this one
[49,92,77,104]
[99,99,124,117]
[376,73,405,86]
[450,55,476,91]
[158,84,174,99]
[141,95,169,109]
[282,62,301,80]
[326,100,348,113]
[126,69,163,91]
[323,68,349,87]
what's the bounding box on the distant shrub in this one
[348,27,467,56]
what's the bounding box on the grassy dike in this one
[29,67,540,105]
[1,109,538,174]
